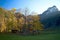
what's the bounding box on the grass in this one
[0,33,60,40]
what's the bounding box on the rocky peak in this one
[48,5,58,12]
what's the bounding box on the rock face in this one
[47,6,58,13]
[40,6,60,29]
[40,6,59,18]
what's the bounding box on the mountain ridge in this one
[39,5,60,29]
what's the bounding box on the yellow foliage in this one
[12,8,16,10]
[0,8,44,33]
[0,22,6,32]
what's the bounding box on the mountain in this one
[40,6,59,19]
[40,6,60,29]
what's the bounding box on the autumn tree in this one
[27,14,43,34]
[32,15,43,31]
[0,8,43,35]
[0,8,7,32]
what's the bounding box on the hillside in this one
[40,6,60,29]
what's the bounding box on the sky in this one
[0,0,60,14]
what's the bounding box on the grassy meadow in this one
[0,32,60,40]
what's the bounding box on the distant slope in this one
[40,6,60,29]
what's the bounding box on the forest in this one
[0,8,43,35]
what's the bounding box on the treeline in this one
[0,8,43,35]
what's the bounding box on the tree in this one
[0,8,44,35]
[0,8,7,32]
[32,15,43,31]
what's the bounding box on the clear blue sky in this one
[0,0,60,14]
